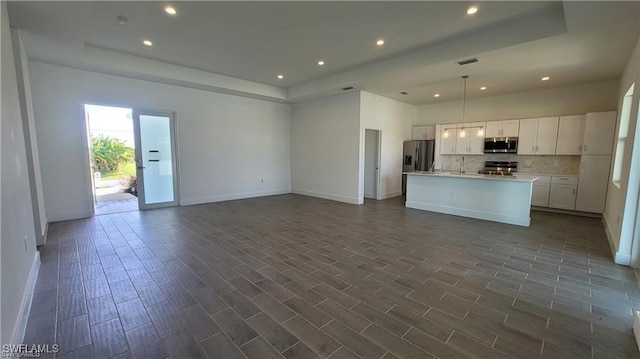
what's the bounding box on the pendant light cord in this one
[462,75,468,124]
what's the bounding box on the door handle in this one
[137,166,145,170]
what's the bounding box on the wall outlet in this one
[554,160,559,167]
[24,236,28,252]
[260,178,264,183]
[322,180,326,187]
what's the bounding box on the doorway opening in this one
[85,104,139,215]
[364,129,381,200]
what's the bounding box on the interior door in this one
[132,110,179,209]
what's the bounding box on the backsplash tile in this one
[439,154,580,175]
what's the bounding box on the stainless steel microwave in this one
[484,137,518,153]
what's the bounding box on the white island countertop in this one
[405,171,538,226]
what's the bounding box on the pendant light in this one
[458,75,469,139]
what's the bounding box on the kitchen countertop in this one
[517,172,579,177]
[404,171,539,182]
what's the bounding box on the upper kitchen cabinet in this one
[440,124,457,154]
[556,115,585,155]
[412,125,436,140]
[517,117,558,155]
[485,119,519,138]
[455,122,485,154]
[583,111,617,155]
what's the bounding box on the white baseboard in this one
[633,311,640,352]
[602,216,631,265]
[47,210,91,222]
[616,253,632,266]
[180,188,290,206]
[10,251,40,344]
[36,220,48,246]
[381,191,402,200]
[292,188,360,205]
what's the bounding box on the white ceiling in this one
[7,1,640,105]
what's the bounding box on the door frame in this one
[364,128,382,200]
[132,109,180,210]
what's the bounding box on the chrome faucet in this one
[459,156,465,174]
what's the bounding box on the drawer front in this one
[551,176,578,185]
[534,175,551,184]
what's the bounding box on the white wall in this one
[360,91,415,200]
[11,29,47,245]
[28,61,291,221]
[291,92,362,204]
[1,2,40,345]
[364,129,377,199]
[416,80,619,125]
[605,37,640,265]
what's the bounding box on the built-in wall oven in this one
[484,137,518,153]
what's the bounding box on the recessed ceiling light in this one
[467,6,478,15]
[434,93,440,98]
[115,15,129,24]
[142,39,153,46]
[317,60,325,66]
[164,6,177,15]
[277,75,284,79]
[376,39,385,46]
[480,86,487,90]
[541,76,550,81]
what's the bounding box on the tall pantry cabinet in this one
[575,111,617,213]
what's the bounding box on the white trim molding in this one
[180,189,290,206]
[292,189,361,205]
[10,251,41,345]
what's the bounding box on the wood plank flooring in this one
[24,194,640,358]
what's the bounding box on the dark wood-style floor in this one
[24,194,640,358]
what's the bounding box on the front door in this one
[132,110,179,209]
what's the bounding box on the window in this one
[613,83,635,188]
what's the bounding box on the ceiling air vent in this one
[342,86,355,91]
[457,57,478,66]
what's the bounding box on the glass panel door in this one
[132,110,178,209]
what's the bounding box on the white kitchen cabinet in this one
[517,117,558,155]
[549,176,578,210]
[484,120,519,137]
[583,111,617,155]
[556,115,585,155]
[455,122,485,154]
[531,175,551,207]
[440,125,457,154]
[575,155,611,213]
[518,118,538,155]
[412,125,436,140]
[536,117,559,154]
[501,120,520,137]
[485,121,502,138]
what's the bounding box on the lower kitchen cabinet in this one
[549,176,578,210]
[531,176,551,207]
[575,155,611,213]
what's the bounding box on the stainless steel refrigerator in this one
[402,140,435,195]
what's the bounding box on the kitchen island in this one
[405,172,539,227]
